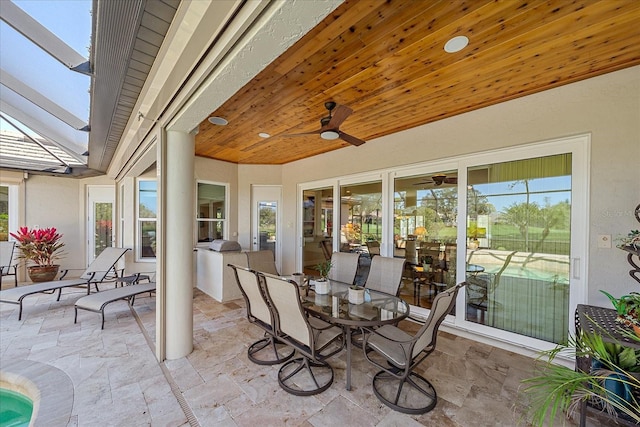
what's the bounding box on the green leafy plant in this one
[10,227,65,267]
[315,260,332,280]
[600,290,640,327]
[617,229,640,249]
[521,328,640,426]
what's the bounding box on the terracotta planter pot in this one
[28,265,60,282]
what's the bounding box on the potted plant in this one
[521,329,640,426]
[617,229,640,250]
[10,226,65,282]
[600,290,640,337]
[348,284,365,304]
[311,260,332,294]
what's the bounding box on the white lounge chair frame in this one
[0,247,130,320]
[74,274,155,329]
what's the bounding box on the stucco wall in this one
[275,66,640,307]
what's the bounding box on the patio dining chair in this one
[328,251,359,285]
[260,272,344,395]
[362,281,466,414]
[364,256,405,296]
[228,264,294,365]
[0,241,18,287]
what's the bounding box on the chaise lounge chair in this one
[74,274,155,329]
[0,247,130,320]
[0,241,18,287]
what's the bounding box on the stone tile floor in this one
[0,281,606,426]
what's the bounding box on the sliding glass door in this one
[394,170,458,309]
[301,186,334,275]
[297,135,588,348]
[464,153,573,344]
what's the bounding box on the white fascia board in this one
[1,68,87,129]
[0,0,87,69]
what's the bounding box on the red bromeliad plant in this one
[10,227,65,267]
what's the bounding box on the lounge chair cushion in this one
[75,282,156,313]
[0,279,88,303]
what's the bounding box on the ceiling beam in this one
[1,69,88,130]
[0,0,90,72]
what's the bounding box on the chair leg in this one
[372,370,437,414]
[74,307,78,324]
[247,335,294,365]
[278,357,334,396]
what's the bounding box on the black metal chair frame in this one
[362,282,466,414]
[228,264,294,366]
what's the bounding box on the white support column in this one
[160,130,194,359]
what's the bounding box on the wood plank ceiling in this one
[195,0,640,165]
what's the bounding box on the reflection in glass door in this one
[302,187,333,275]
[257,202,277,256]
[88,186,114,264]
[394,171,458,310]
[465,154,572,344]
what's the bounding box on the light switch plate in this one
[597,234,612,248]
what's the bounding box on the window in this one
[137,179,157,260]
[196,182,227,243]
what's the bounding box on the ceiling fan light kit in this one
[320,130,339,140]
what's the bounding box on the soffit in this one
[88,0,179,172]
[194,0,640,165]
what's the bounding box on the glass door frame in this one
[453,135,589,351]
[296,134,589,352]
[385,159,460,321]
[87,185,115,265]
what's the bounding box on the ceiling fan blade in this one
[324,105,353,130]
[339,131,366,146]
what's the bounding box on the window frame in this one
[195,180,229,246]
[136,178,157,262]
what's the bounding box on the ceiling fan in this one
[413,174,458,186]
[286,101,366,146]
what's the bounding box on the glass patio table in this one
[301,280,410,390]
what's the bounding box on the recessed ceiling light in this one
[208,116,228,125]
[258,132,270,138]
[444,35,469,53]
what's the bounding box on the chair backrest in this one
[229,264,272,326]
[0,241,16,269]
[328,252,359,285]
[261,273,311,347]
[413,282,465,358]
[366,240,380,257]
[319,240,332,261]
[81,247,130,281]
[365,256,405,296]
[404,239,417,265]
[246,250,279,275]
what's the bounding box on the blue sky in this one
[0,1,92,134]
